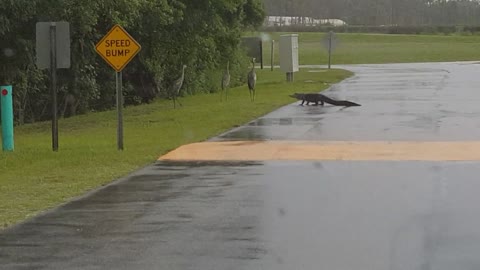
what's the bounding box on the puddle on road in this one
[218,117,325,140]
[247,117,323,127]
[219,128,269,141]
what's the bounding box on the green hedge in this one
[0,0,265,125]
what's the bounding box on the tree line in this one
[0,0,265,124]
[263,0,480,26]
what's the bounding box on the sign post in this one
[95,24,141,150]
[116,72,123,150]
[328,31,333,69]
[36,21,70,151]
[271,40,275,71]
[49,23,59,151]
[322,31,338,69]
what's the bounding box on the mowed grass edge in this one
[0,68,353,228]
[248,32,480,65]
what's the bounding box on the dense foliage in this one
[0,0,265,124]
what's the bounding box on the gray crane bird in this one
[221,61,231,101]
[171,64,187,108]
[247,57,257,102]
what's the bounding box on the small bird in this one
[247,57,256,102]
[171,64,187,108]
[221,61,231,101]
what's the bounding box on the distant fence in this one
[260,25,480,35]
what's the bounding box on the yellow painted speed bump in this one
[159,141,480,161]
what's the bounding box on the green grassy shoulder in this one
[249,32,480,65]
[0,67,353,228]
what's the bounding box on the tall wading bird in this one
[221,61,231,101]
[247,57,257,102]
[171,64,187,108]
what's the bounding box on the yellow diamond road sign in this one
[95,25,141,72]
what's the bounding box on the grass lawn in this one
[0,67,353,228]
[247,32,480,65]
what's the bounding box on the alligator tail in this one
[321,95,361,107]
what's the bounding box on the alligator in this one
[289,93,361,107]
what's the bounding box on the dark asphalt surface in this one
[3,62,480,269]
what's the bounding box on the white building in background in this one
[264,16,347,27]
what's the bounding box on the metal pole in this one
[116,71,124,151]
[260,40,264,70]
[328,31,332,70]
[1,85,14,151]
[286,72,294,82]
[50,23,59,152]
[391,0,394,26]
[271,40,275,71]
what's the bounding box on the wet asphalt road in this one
[3,62,480,269]
[216,62,480,142]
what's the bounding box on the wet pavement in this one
[3,62,480,269]
[215,62,480,141]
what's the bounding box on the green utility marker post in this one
[1,85,14,151]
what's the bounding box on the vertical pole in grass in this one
[1,85,14,151]
[271,40,275,71]
[116,71,124,151]
[328,31,332,70]
[49,23,59,151]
